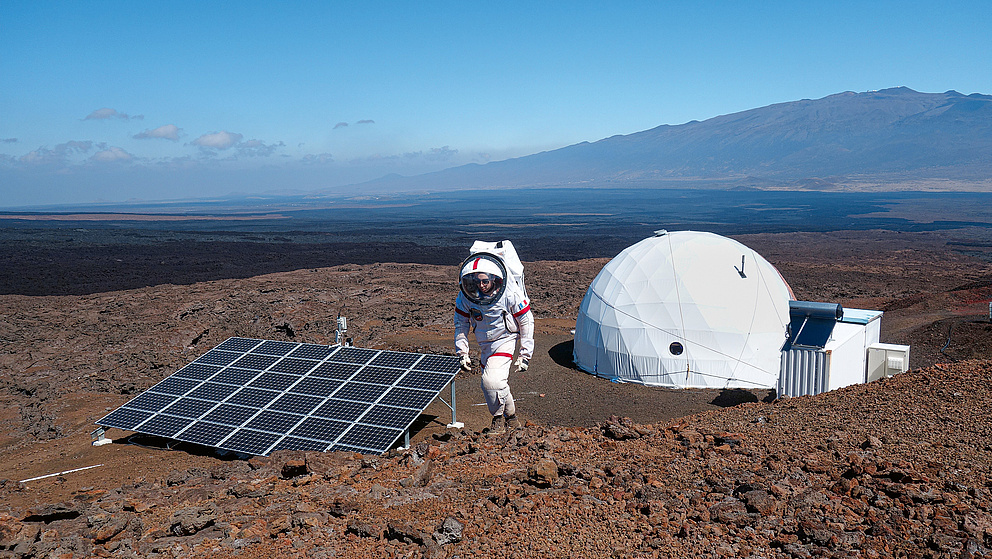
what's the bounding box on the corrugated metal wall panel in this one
[778,348,829,398]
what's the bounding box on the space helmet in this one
[458,252,507,305]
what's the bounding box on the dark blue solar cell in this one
[334,382,389,403]
[253,340,299,356]
[361,405,421,430]
[382,387,436,409]
[246,410,303,433]
[328,347,377,364]
[195,350,242,366]
[173,363,222,380]
[216,337,263,352]
[269,357,319,375]
[204,404,257,427]
[163,398,217,419]
[138,415,191,438]
[232,353,280,371]
[396,371,450,392]
[271,437,331,452]
[369,351,421,369]
[248,372,298,391]
[124,392,176,412]
[269,393,323,415]
[336,424,402,452]
[227,387,279,408]
[148,377,200,396]
[290,377,342,397]
[353,366,404,385]
[187,382,239,401]
[222,429,280,455]
[290,417,350,441]
[311,362,361,380]
[178,422,234,446]
[413,354,460,375]
[312,399,368,422]
[288,344,335,360]
[97,407,153,430]
[211,368,261,386]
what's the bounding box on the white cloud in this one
[427,146,457,160]
[90,147,134,162]
[19,141,93,165]
[403,145,459,161]
[237,139,284,158]
[192,131,243,150]
[134,124,181,141]
[84,108,142,121]
[301,153,334,164]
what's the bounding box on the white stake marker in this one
[20,464,104,483]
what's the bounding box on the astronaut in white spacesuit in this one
[454,253,534,434]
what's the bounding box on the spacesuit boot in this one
[504,414,521,430]
[488,415,506,435]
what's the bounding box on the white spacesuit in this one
[454,253,534,433]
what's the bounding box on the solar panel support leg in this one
[91,427,112,447]
[446,379,464,429]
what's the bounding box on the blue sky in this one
[1,1,990,208]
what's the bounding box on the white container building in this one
[778,302,909,398]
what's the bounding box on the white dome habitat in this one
[573,230,794,389]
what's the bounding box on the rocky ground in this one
[1,229,992,558]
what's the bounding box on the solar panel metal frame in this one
[96,337,461,456]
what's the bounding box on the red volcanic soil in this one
[1,230,992,558]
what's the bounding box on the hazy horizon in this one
[2,2,990,207]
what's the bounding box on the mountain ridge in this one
[335,87,992,194]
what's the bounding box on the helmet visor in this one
[458,253,507,305]
[461,272,503,300]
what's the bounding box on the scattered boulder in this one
[411,459,435,487]
[22,503,83,524]
[601,415,642,440]
[89,511,140,543]
[528,459,559,487]
[169,506,217,537]
[346,521,380,539]
[432,517,463,546]
[281,458,309,479]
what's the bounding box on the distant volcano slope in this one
[350,87,992,193]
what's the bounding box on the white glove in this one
[459,354,472,372]
[513,356,529,373]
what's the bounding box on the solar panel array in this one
[96,337,460,456]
